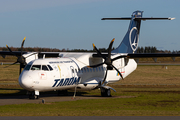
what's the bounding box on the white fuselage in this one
[19,55,137,93]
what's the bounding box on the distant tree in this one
[0,46,175,53]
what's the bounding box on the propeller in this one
[5,37,27,74]
[88,38,125,85]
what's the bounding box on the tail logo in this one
[129,27,139,53]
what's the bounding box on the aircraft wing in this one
[1,50,180,59]
[0,51,27,56]
[127,53,180,58]
[127,53,180,62]
[92,53,180,61]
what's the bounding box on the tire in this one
[106,89,111,97]
[101,88,111,97]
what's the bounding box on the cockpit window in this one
[31,65,41,70]
[24,65,31,70]
[42,65,49,71]
[29,64,53,71]
[47,65,53,71]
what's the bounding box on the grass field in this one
[0,64,180,116]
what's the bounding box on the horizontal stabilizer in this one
[135,17,175,21]
[101,17,175,21]
[101,18,131,20]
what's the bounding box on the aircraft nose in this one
[19,75,33,90]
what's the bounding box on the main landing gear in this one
[101,88,111,97]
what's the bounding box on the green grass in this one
[0,65,19,82]
[118,65,180,85]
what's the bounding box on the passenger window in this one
[42,65,49,71]
[31,65,41,70]
[24,65,31,70]
[47,65,53,71]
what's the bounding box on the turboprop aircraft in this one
[0,11,178,99]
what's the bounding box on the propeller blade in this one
[6,45,18,57]
[93,43,106,59]
[21,37,26,56]
[87,63,104,68]
[4,61,19,68]
[19,63,23,75]
[101,68,108,85]
[108,38,115,58]
[111,64,124,80]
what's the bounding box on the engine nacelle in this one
[22,52,38,64]
[111,54,126,69]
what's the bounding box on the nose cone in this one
[19,72,33,91]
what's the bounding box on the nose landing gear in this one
[28,91,39,99]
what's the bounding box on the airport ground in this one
[0,57,180,116]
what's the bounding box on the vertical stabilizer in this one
[112,11,143,53]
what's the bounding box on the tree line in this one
[0,46,178,53]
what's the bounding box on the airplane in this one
[0,10,178,99]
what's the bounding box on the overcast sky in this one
[0,0,179,51]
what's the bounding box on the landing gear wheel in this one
[101,88,111,97]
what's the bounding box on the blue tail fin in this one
[102,10,174,54]
[112,11,143,53]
